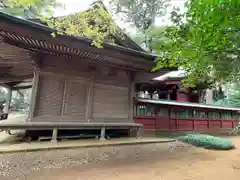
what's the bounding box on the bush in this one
[177,134,235,150]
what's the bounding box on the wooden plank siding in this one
[34,75,65,117]
[63,79,87,119]
[92,83,130,122]
[31,56,134,123]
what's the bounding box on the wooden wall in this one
[134,102,237,132]
[30,55,134,123]
[136,116,235,132]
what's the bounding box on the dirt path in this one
[23,137,240,180]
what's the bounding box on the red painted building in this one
[135,76,239,132]
[134,98,239,132]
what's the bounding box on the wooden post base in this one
[51,127,58,143]
[100,127,106,140]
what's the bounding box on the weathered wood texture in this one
[34,75,64,117]
[0,43,34,79]
[27,70,39,121]
[32,56,134,123]
[92,83,129,121]
[63,79,87,118]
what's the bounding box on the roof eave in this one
[0,12,156,61]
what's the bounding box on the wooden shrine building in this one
[0,12,172,140]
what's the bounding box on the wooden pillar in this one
[169,107,172,130]
[27,70,40,121]
[85,76,94,122]
[167,92,171,100]
[51,127,58,143]
[61,80,67,117]
[136,126,142,139]
[100,127,106,140]
[129,82,135,122]
[129,73,135,122]
[3,86,12,114]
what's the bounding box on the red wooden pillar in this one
[175,119,178,130]
[168,107,171,130]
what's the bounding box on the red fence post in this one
[154,116,158,132]
[193,119,195,130]
[168,107,171,131]
[175,119,178,131]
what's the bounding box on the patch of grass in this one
[177,134,235,150]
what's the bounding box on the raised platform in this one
[0,137,175,154]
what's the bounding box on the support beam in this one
[100,127,106,140]
[129,73,135,122]
[51,127,58,143]
[85,76,94,122]
[3,86,12,113]
[129,84,135,121]
[61,80,67,116]
[136,126,142,139]
[12,85,32,90]
[0,75,33,84]
[167,93,171,100]
[27,70,39,121]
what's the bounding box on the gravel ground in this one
[0,141,190,180]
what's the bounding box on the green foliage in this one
[177,134,234,150]
[0,0,61,18]
[153,0,240,87]
[1,0,118,48]
[214,83,240,107]
[131,26,167,52]
[110,0,169,51]
[47,1,117,48]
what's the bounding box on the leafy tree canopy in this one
[47,1,117,47]
[153,0,240,87]
[110,0,169,51]
[0,0,61,18]
[1,0,118,47]
[131,25,167,52]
